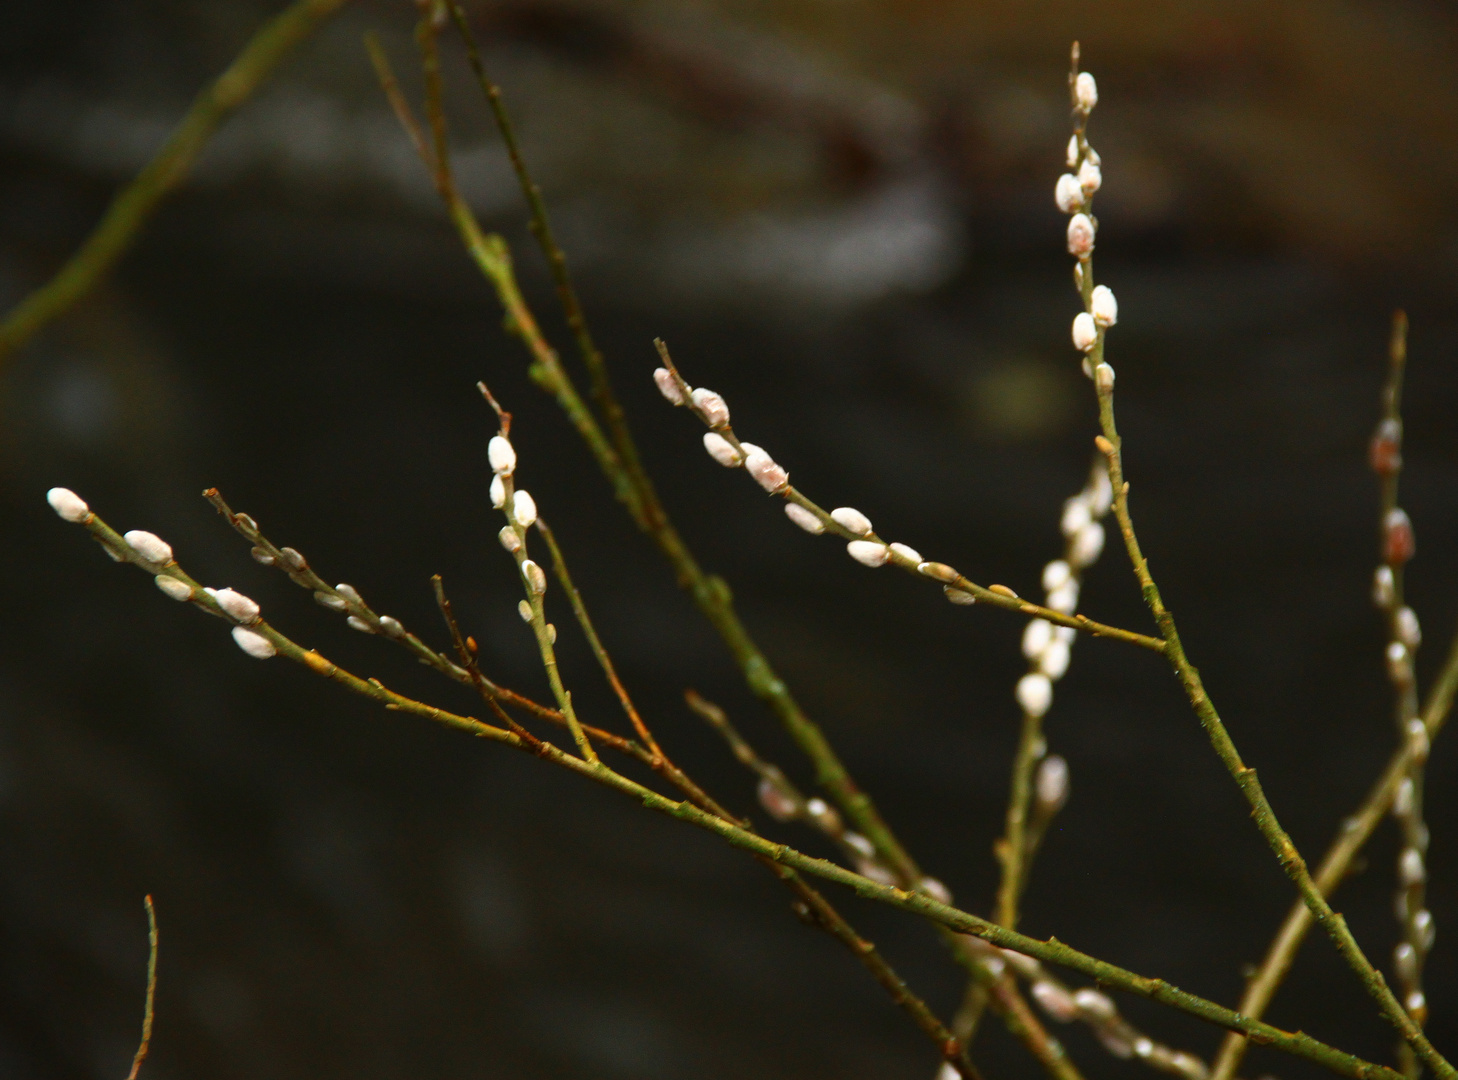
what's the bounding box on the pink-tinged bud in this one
[518,600,532,622]
[490,473,506,509]
[944,585,975,605]
[488,435,516,475]
[1413,908,1435,950]
[1400,847,1426,885]
[1384,508,1415,564]
[1031,980,1079,1022]
[888,542,922,564]
[1074,72,1098,110]
[124,530,173,564]
[1046,581,1079,614]
[1039,637,1071,679]
[231,626,276,659]
[690,387,730,427]
[214,587,260,623]
[1016,673,1053,717]
[1090,284,1118,326]
[1066,134,1080,168]
[522,559,547,595]
[1023,618,1054,659]
[744,448,788,492]
[1078,159,1102,196]
[1396,606,1421,648]
[1036,754,1070,808]
[1042,560,1072,592]
[1374,565,1395,608]
[831,507,872,536]
[1069,521,1105,568]
[1370,418,1402,476]
[511,489,538,528]
[1073,987,1115,1020]
[703,431,742,467]
[378,616,405,639]
[757,777,799,821]
[1072,311,1098,352]
[1055,173,1083,213]
[1067,213,1095,257]
[1094,362,1115,394]
[499,525,522,552]
[919,876,952,904]
[154,575,192,601]
[653,367,685,404]
[847,540,889,567]
[783,502,824,534]
[1061,497,1091,537]
[47,487,90,523]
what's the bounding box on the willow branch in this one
[125,896,158,1080]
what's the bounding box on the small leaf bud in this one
[920,561,959,583]
[847,540,890,567]
[1073,987,1116,1020]
[1374,565,1396,608]
[1042,560,1072,593]
[1047,581,1079,614]
[1070,521,1106,568]
[1370,418,1402,476]
[378,616,405,639]
[499,525,522,552]
[1384,508,1415,565]
[490,473,506,509]
[831,507,873,536]
[124,530,173,565]
[888,542,922,564]
[1072,311,1098,352]
[944,585,975,605]
[1066,134,1080,168]
[653,367,686,404]
[703,431,743,467]
[46,487,90,522]
[488,435,517,475]
[518,600,532,622]
[154,575,192,601]
[757,777,799,821]
[1055,173,1083,213]
[918,876,951,905]
[1094,362,1115,393]
[347,616,373,634]
[1031,980,1079,1022]
[744,448,788,492]
[1396,606,1421,648]
[1091,284,1118,326]
[250,546,275,565]
[214,587,260,623]
[314,590,347,611]
[690,387,730,427]
[1061,497,1092,537]
[1078,158,1102,195]
[1023,618,1054,660]
[1016,673,1053,717]
[1036,754,1070,808]
[1039,637,1071,679]
[1399,847,1426,886]
[511,489,538,528]
[1066,213,1095,257]
[1413,908,1435,950]
[522,559,547,595]
[784,502,824,533]
[1074,71,1098,110]
[231,626,275,659]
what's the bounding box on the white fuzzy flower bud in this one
[690,388,730,427]
[1413,908,1435,950]
[499,526,522,553]
[1055,173,1083,213]
[1039,637,1071,679]
[703,431,742,467]
[1395,942,1418,984]
[1091,284,1118,326]
[1072,311,1098,352]
[1066,134,1080,168]
[1400,847,1426,886]
[1042,560,1072,593]
[1408,718,1430,762]
[1070,521,1106,568]
[744,448,788,492]
[314,591,347,611]
[1061,497,1091,537]
[1066,213,1095,257]
[1074,72,1098,111]
[1023,618,1054,660]
[488,435,517,475]
[1133,1038,1155,1059]
[231,626,275,659]
[936,1066,960,1080]
[1394,777,1414,817]
[1406,990,1427,1017]
[490,473,506,509]
[1089,469,1113,516]
[784,503,824,534]
[847,540,889,567]
[1078,158,1102,195]
[1387,641,1412,684]
[888,542,922,564]
[1373,565,1395,608]
[1073,987,1115,1020]
[154,575,192,601]
[843,832,875,858]
[919,876,951,905]
[1046,582,1079,614]
[1396,606,1421,648]
[124,530,173,564]
[1095,362,1115,394]
[653,367,685,404]
[522,559,547,595]
[831,507,873,536]
[335,584,362,605]
[757,777,798,821]
[1016,673,1053,717]
[1031,980,1079,1021]
[1036,754,1070,808]
[378,616,405,639]
[805,797,841,832]
[856,859,898,886]
[46,487,90,523]
[511,489,538,528]
[213,588,259,624]
[518,600,532,622]
[347,616,373,634]
[944,586,975,605]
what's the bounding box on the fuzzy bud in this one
[1406,991,1427,1019]
[1374,565,1396,608]
[1046,581,1079,615]
[1055,173,1083,214]
[1400,847,1426,886]
[1066,134,1080,168]
[1387,641,1412,684]
[1074,72,1098,111]
[1396,605,1421,648]
[124,530,173,565]
[690,388,730,427]
[46,487,90,523]
[843,831,875,859]
[511,489,538,528]
[488,435,516,476]
[1394,776,1415,817]
[1088,469,1113,516]
[378,616,405,639]
[1070,521,1106,568]
[1133,1038,1155,1060]
[1395,942,1418,983]
[1042,561,1072,593]
[1095,362,1115,393]
[783,502,824,534]
[250,546,275,565]
[1072,311,1098,352]
[231,626,275,659]
[490,473,506,509]
[919,876,952,905]
[805,797,842,833]
[1031,980,1079,1021]
[1413,908,1435,950]
[522,559,547,595]
[1384,508,1415,565]
[1036,754,1070,808]
[1039,638,1072,679]
[831,507,873,536]
[1090,284,1118,327]
[154,575,192,601]
[335,584,362,605]
[347,616,373,634]
[1408,718,1431,762]
[1061,497,1092,538]
[1017,673,1053,717]
[703,431,743,467]
[847,540,890,567]
[1023,619,1054,660]
[744,448,788,492]
[314,590,347,611]
[653,367,685,405]
[757,777,799,821]
[212,587,259,623]
[518,600,532,622]
[919,561,959,583]
[1370,418,1402,476]
[1073,987,1115,1020]
[888,542,922,565]
[499,526,522,553]
[1078,158,1102,195]
[856,858,898,886]
[1066,213,1095,258]
[944,585,976,605]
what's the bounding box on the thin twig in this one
[125,895,158,1080]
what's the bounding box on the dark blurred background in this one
[1,2,1456,1078]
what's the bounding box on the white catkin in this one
[518,599,532,622]
[1408,718,1430,761]
[846,540,889,567]
[335,583,362,604]
[1095,362,1116,394]
[1066,134,1080,168]
[744,449,788,492]
[1061,497,1091,537]
[378,616,405,638]
[1031,980,1079,1022]
[522,560,547,595]
[1406,991,1427,1016]
[314,591,347,611]
[1394,777,1415,817]
[490,473,506,509]
[1396,606,1421,648]
[919,877,951,905]
[1134,1038,1154,1059]
[703,431,742,467]
[231,626,276,659]
[1072,311,1098,352]
[653,367,685,404]
[498,526,522,553]
[1039,638,1071,680]
[1073,987,1116,1020]
[1055,173,1083,213]
[1016,673,1053,717]
[1070,521,1105,568]
[1036,754,1070,807]
[1067,213,1095,257]
[690,388,730,427]
[1046,582,1079,615]
[488,435,517,475]
[1399,847,1426,885]
[1395,942,1418,983]
[154,575,192,601]
[1078,158,1102,195]
[124,530,173,564]
[1075,71,1098,110]
[1413,909,1435,950]
[783,503,824,534]
[347,616,373,633]
[757,777,799,821]
[888,542,922,564]
[1042,560,1072,592]
[843,832,875,858]
[831,507,872,536]
[1089,469,1114,516]
[47,487,91,522]
[1091,284,1118,326]
[1374,565,1396,608]
[1022,618,1054,660]
[944,586,975,605]
[512,490,538,528]
[213,588,260,623]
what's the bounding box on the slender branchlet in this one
[125,896,158,1080]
